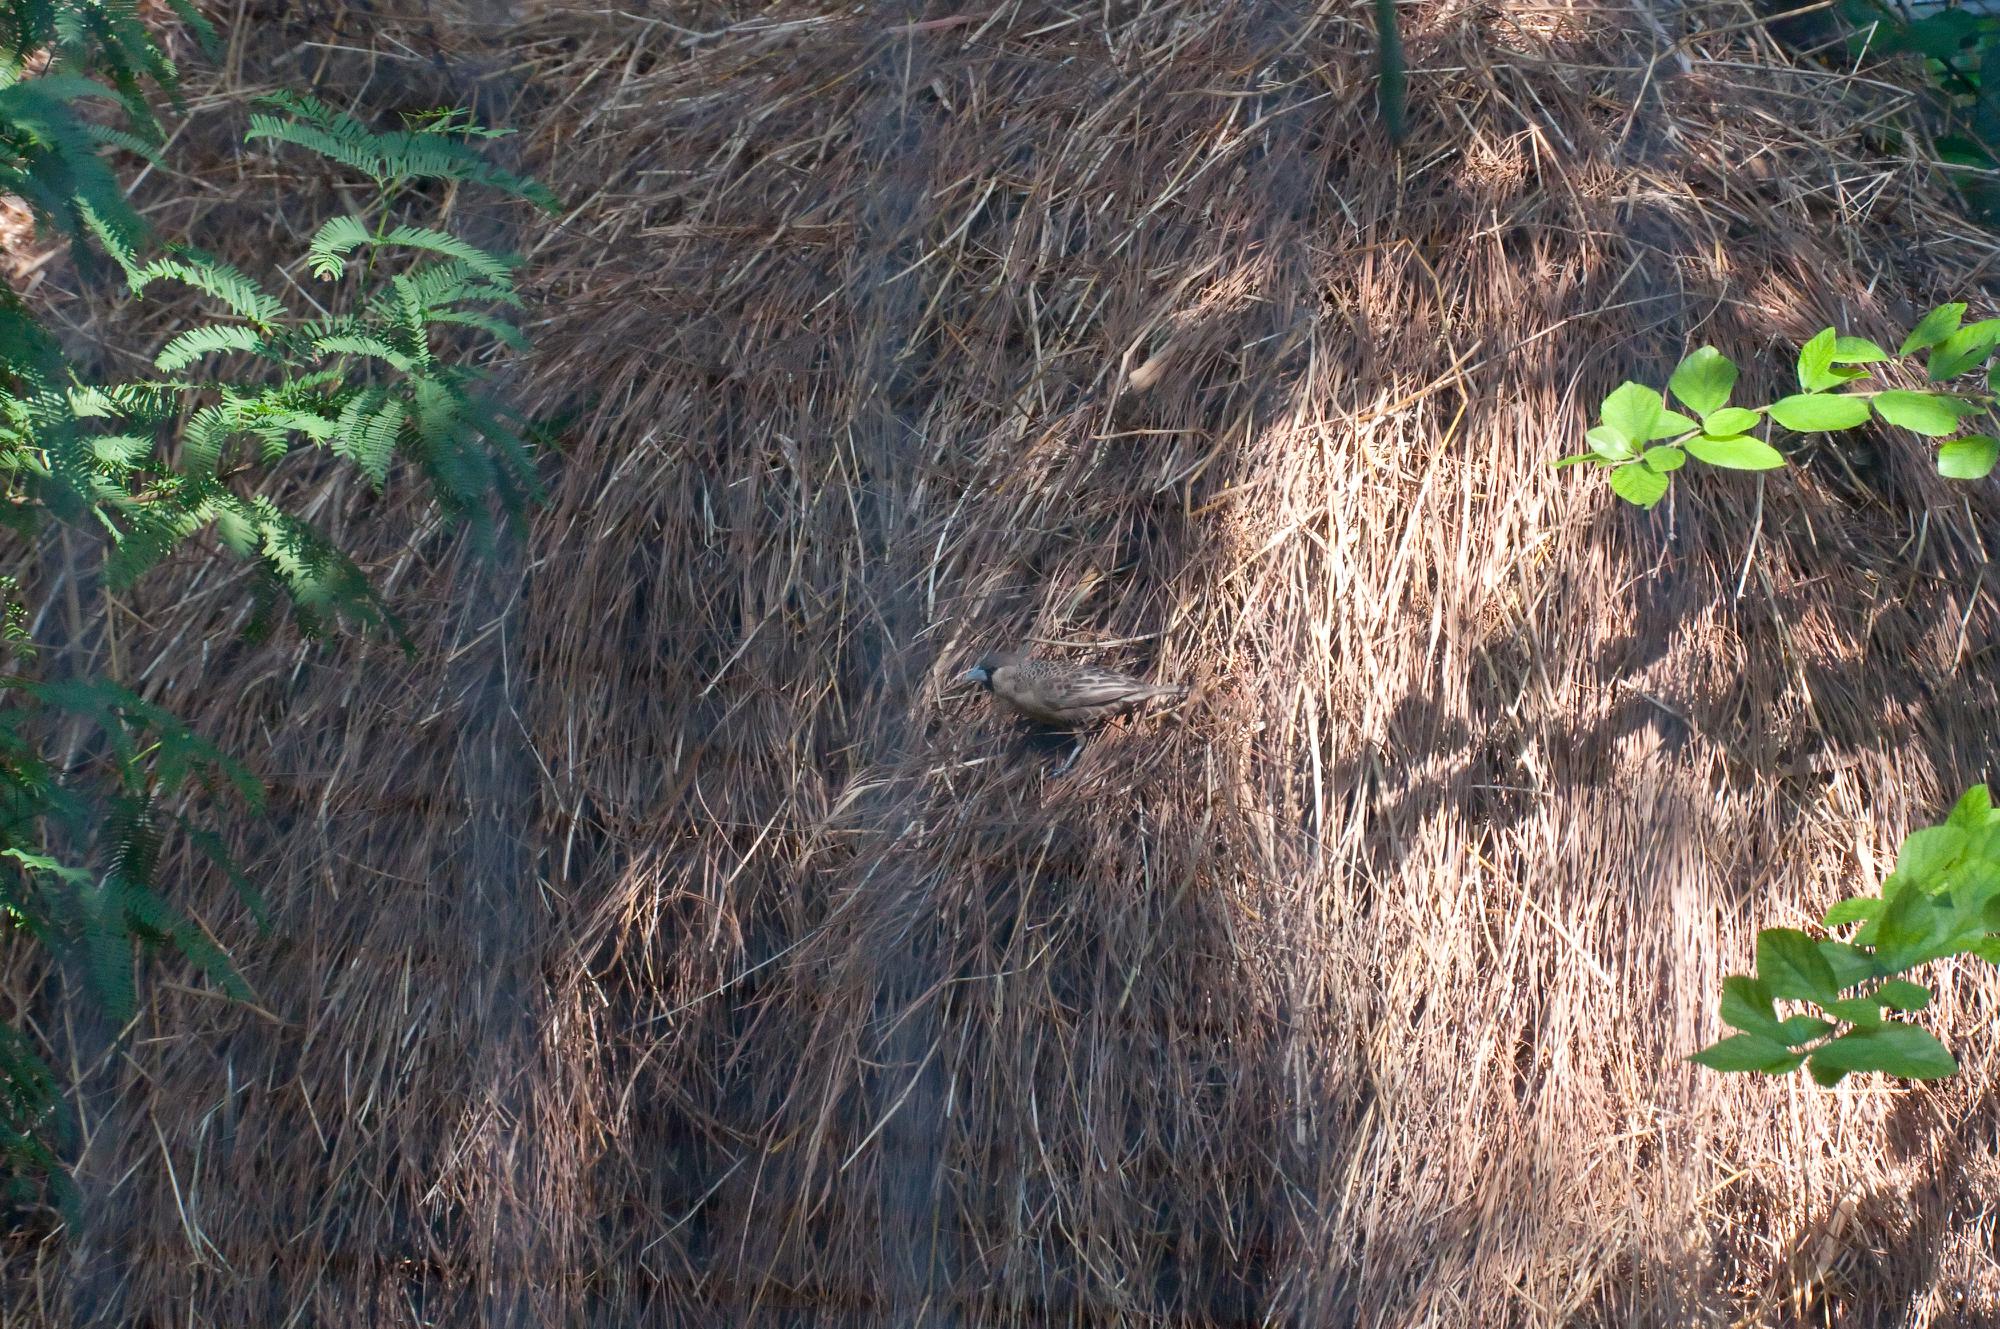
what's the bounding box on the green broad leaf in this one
[1669,347,1737,416]
[1684,436,1787,470]
[1758,928,1839,1003]
[1939,436,2000,480]
[1832,336,1891,364]
[1902,302,1966,355]
[1825,996,1883,1028]
[1873,390,1972,437]
[1819,940,1878,989]
[1586,425,1634,460]
[1896,825,1968,888]
[1689,1033,1801,1073]
[1702,406,1762,436]
[1808,1023,1956,1080]
[1652,410,1699,438]
[1643,446,1685,471]
[1552,453,1599,469]
[1777,1014,1836,1047]
[1607,462,1669,509]
[1601,383,1665,445]
[1948,785,1995,830]
[1719,975,1780,1038]
[1797,327,1841,391]
[1874,884,1947,971]
[1823,897,1883,927]
[1809,1059,1849,1087]
[1928,319,2000,380]
[1872,880,1936,956]
[1768,393,1871,432]
[1878,979,1931,1012]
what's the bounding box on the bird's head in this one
[962,650,1014,689]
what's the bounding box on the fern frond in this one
[118,881,252,1002]
[160,0,220,56]
[81,879,135,1022]
[380,132,561,211]
[313,332,416,372]
[130,248,287,326]
[180,401,237,476]
[378,224,517,283]
[245,111,386,186]
[83,121,161,163]
[102,498,209,589]
[154,322,268,372]
[377,259,523,313]
[348,393,406,485]
[89,431,154,467]
[423,308,529,350]
[179,818,265,925]
[305,214,371,280]
[103,793,160,902]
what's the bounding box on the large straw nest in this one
[5,0,2000,1324]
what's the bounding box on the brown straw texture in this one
[6,0,2000,1323]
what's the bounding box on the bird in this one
[963,650,1188,772]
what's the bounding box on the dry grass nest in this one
[6,0,2000,1324]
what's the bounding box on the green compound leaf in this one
[1939,435,1999,480]
[1832,336,1891,363]
[1757,928,1838,1003]
[1873,389,1973,437]
[1797,327,1842,391]
[1669,346,1737,416]
[1702,406,1762,436]
[1607,462,1669,508]
[1902,302,1965,355]
[1690,1033,1803,1074]
[1808,1023,1956,1081]
[1684,436,1786,470]
[1877,979,1932,1012]
[1768,393,1872,432]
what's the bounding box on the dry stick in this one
[1733,473,1765,602]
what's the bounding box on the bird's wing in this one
[1040,665,1164,708]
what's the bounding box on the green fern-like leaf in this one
[103,497,211,590]
[153,322,268,372]
[81,881,135,1023]
[313,332,416,372]
[118,880,251,1003]
[423,308,529,351]
[180,401,236,476]
[179,818,265,926]
[83,120,161,164]
[130,249,287,326]
[336,390,406,485]
[245,99,388,185]
[378,259,523,314]
[305,213,371,280]
[378,224,517,283]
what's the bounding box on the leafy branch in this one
[1566,304,2000,509]
[0,6,555,1215]
[1695,785,2000,1085]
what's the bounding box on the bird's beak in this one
[962,667,988,686]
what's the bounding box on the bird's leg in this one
[1049,733,1086,777]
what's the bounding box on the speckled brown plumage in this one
[963,651,1187,727]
